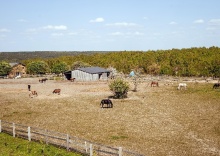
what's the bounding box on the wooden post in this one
[13,123,15,137]
[85,141,88,153]
[45,129,48,144]
[119,147,122,156]
[0,120,1,133]
[66,134,69,151]
[28,127,31,141]
[90,144,93,156]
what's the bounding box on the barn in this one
[68,67,110,81]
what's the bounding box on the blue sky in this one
[1,0,220,52]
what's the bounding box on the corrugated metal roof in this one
[78,67,110,74]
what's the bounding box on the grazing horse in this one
[213,83,220,89]
[70,78,75,82]
[151,81,159,87]
[39,78,48,83]
[177,83,187,90]
[100,99,113,108]
[29,91,38,98]
[53,89,61,95]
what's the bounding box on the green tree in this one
[51,62,69,74]
[0,61,12,76]
[147,63,161,75]
[27,61,50,74]
[109,78,130,99]
[71,61,91,70]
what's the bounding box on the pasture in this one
[0,77,220,156]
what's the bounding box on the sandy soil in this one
[0,77,220,156]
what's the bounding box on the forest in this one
[1,46,220,77]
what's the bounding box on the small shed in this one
[71,67,110,81]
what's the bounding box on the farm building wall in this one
[71,70,99,81]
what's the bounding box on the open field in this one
[0,77,220,156]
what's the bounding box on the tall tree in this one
[0,61,11,76]
[51,62,69,74]
[27,61,50,74]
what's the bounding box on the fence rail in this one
[0,120,144,156]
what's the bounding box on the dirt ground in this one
[0,77,220,156]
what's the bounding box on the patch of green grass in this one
[0,133,82,156]
[175,83,220,98]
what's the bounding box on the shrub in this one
[109,78,130,99]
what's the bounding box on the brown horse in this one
[70,78,75,82]
[151,81,159,87]
[39,78,48,83]
[29,91,38,98]
[53,89,61,95]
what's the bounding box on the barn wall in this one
[71,70,99,81]
[100,73,108,80]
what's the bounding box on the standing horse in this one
[53,89,61,95]
[100,99,113,108]
[213,83,220,89]
[177,83,187,90]
[29,90,38,98]
[39,78,48,83]
[151,81,159,87]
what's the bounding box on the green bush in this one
[109,78,130,99]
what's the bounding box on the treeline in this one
[0,51,93,62]
[7,46,220,77]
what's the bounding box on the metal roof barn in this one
[71,67,110,81]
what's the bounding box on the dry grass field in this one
[0,77,220,156]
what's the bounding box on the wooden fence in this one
[0,120,144,156]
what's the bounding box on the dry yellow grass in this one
[0,77,220,156]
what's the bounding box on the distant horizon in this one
[1,1,220,51]
[1,45,219,53]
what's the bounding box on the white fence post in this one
[85,141,88,153]
[13,123,15,137]
[66,134,69,151]
[0,120,1,133]
[28,127,31,141]
[90,144,93,156]
[119,147,122,156]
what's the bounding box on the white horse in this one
[177,83,187,90]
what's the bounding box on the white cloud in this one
[134,31,144,35]
[26,28,37,32]
[17,19,28,22]
[193,19,204,24]
[0,28,11,32]
[109,32,123,36]
[109,31,143,36]
[42,25,67,30]
[106,22,138,27]
[153,32,162,36]
[208,19,220,26]
[169,21,177,25]
[206,19,220,31]
[0,34,6,38]
[23,28,38,35]
[89,17,104,23]
[68,32,78,36]
[51,33,64,36]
